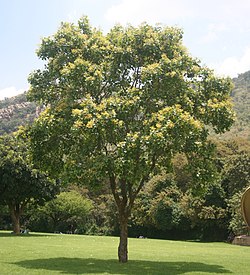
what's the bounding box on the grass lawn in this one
[0,231,249,274]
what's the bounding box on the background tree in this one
[0,205,10,230]
[86,193,118,236]
[222,153,250,197]
[130,173,189,238]
[28,190,93,233]
[0,133,59,234]
[222,153,250,236]
[28,17,234,262]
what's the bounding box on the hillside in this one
[0,93,37,135]
[232,71,250,130]
[219,70,250,139]
[0,71,249,137]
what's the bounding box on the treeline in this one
[1,136,249,241]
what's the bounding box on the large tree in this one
[0,134,59,234]
[28,17,234,262]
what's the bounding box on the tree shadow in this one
[0,232,55,238]
[14,257,232,274]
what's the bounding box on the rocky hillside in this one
[0,93,37,135]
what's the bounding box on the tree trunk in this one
[109,174,132,263]
[118,215,128,263]
[9,205,21,234]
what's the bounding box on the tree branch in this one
[130,152,158,208]
[109,171,121,207]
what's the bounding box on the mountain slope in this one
[232,71,250,129]
[0,93,37,135]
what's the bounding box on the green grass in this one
[0,231,249,274]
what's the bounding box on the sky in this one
[1,0,250,100]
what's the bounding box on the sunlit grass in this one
[0,230,249,274]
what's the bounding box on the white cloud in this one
[212,47,250,78]
[104,0,250,27]
[208,23,227,33]
[200,31,217,44]
[105,0,193,26]
[0,87,26,100]
[200,23,228,44]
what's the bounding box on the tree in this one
[30,190,93,233]
[27,17,234,262]
[222,153,250,197]
[0,134,59,234]
[130,173,188,236]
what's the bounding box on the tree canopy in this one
[28,17,234,262]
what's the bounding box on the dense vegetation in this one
[0,76,249,241]
[0,93,249,241]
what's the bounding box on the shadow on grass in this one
[14,257,232,274]
[0,232,55,238]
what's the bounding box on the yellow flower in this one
[191,120,202,129]
[73,120,83,128]
[102,111,110,118]
[157,114,165,121]
[133,132,139,139]
[86,120,95,128]
[156,132,164,138]
[85,113,93,119]
[167,121,174,128]
[118,120,124,127]
[72,109,82,116]
[199,107,205,115]
[156,123,162,129]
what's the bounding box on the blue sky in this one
[1,0,250,99]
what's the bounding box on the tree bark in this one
[9,205,21,234]
[118,215,128,263]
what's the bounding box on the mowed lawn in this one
[0,231,249,274]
